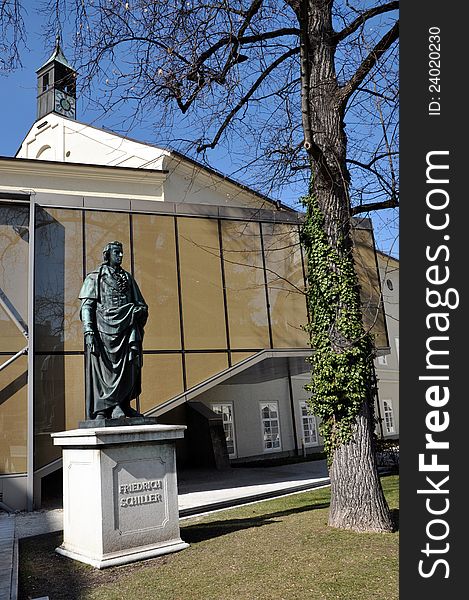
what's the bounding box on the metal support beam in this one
[26,197,36,511]
[0,288,28,338]
[0,347,28,373]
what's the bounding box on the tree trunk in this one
[329,402,394,532]
[302,0,394,532]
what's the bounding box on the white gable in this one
[16,114,168,169]
[15,114,276,210]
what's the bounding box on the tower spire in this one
[36,36,77,120]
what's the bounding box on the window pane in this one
[262,223,308,348]
[352,227,389,350]
[139,354,184,413]
[231,352,257,365]
[178,218,226,350]
[383,400,395,433]
[212,402,236,457]
[0,205,29,353]
[64,355,86,430]
[35,208,84,352]
[221,220,269,349]
[34,354,85,469]
[84,210,131,275]
[260,400,282,451]
[132,215,181,350]
[0,355,27,474]
[185,353,229,389]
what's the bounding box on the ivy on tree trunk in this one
[301,192,394,532]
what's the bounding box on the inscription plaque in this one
[113,457,169,535]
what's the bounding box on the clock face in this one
[55,90,75,117]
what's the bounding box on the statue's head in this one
[102,241,123,266]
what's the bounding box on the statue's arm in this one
[129,275,148,325]
[80,298,99,355]
[81,298,96,335]
[78,270,99,352]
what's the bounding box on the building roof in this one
[36,35,75,73]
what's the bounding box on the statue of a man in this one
[78,241,148,420]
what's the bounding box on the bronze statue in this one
[79,241,148,420]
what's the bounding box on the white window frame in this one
[212,403,236,458]
[395,337,399,362]
[259,401,282,453]
[383,399,395,434]
[377,354,388,366]
[299,401,319,447]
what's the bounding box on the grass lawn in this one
[18,474,399,600]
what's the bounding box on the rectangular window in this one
[212,403,236,458]
[377,354,388,366]
[300,401,318,446]
[395,338,399,362]
[383,399,395,434]
[260,402,282,452]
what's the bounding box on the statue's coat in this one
[79,264,148,419]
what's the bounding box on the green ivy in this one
[300,193,375,460]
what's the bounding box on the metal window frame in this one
[259,400,282,452]
[299,400,319,447]
[383,399,395,434]
[211,402,237,458]
[27,197,36,510]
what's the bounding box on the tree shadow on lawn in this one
[19,503,329,600]
[182,501,331,544]
[183,503,400,543]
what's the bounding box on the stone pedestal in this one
[51,424,189,569]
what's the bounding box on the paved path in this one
[1,460,330,599]
[0,515,16,600]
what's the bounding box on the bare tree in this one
[0,0,26,73]
[4,0,399,532]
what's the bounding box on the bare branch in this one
[339,21,399,105]
[0,0,26,72]
[196,47,300,153]
[348,151,398,170]
[333,2,399,43]
[351,198,399,215]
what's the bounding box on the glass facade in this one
[4,201,391,475]
[139,354,184,413]
[132,215,181,350]
[0,205,29,474]
[1,200,390,478]
[0,355,27,474]
[185,353,229,389]
[262,223,309,348]
[352,227,389,349]
[222,220,270,349]
[0,205,29,353]
[35,208,84,352]
[178,217,227,350]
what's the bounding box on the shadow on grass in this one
[182,501,330,544]
[19,532,93,600]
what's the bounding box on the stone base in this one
[56,539,189,569]
[79,416,158,429]
[51,424,187,569]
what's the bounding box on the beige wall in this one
[374,253,399,438]
[195,378,296,460]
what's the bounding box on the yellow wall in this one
[2,204,395,473]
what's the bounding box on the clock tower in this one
[36,35,77,120]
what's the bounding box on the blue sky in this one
[0,4,398,257]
